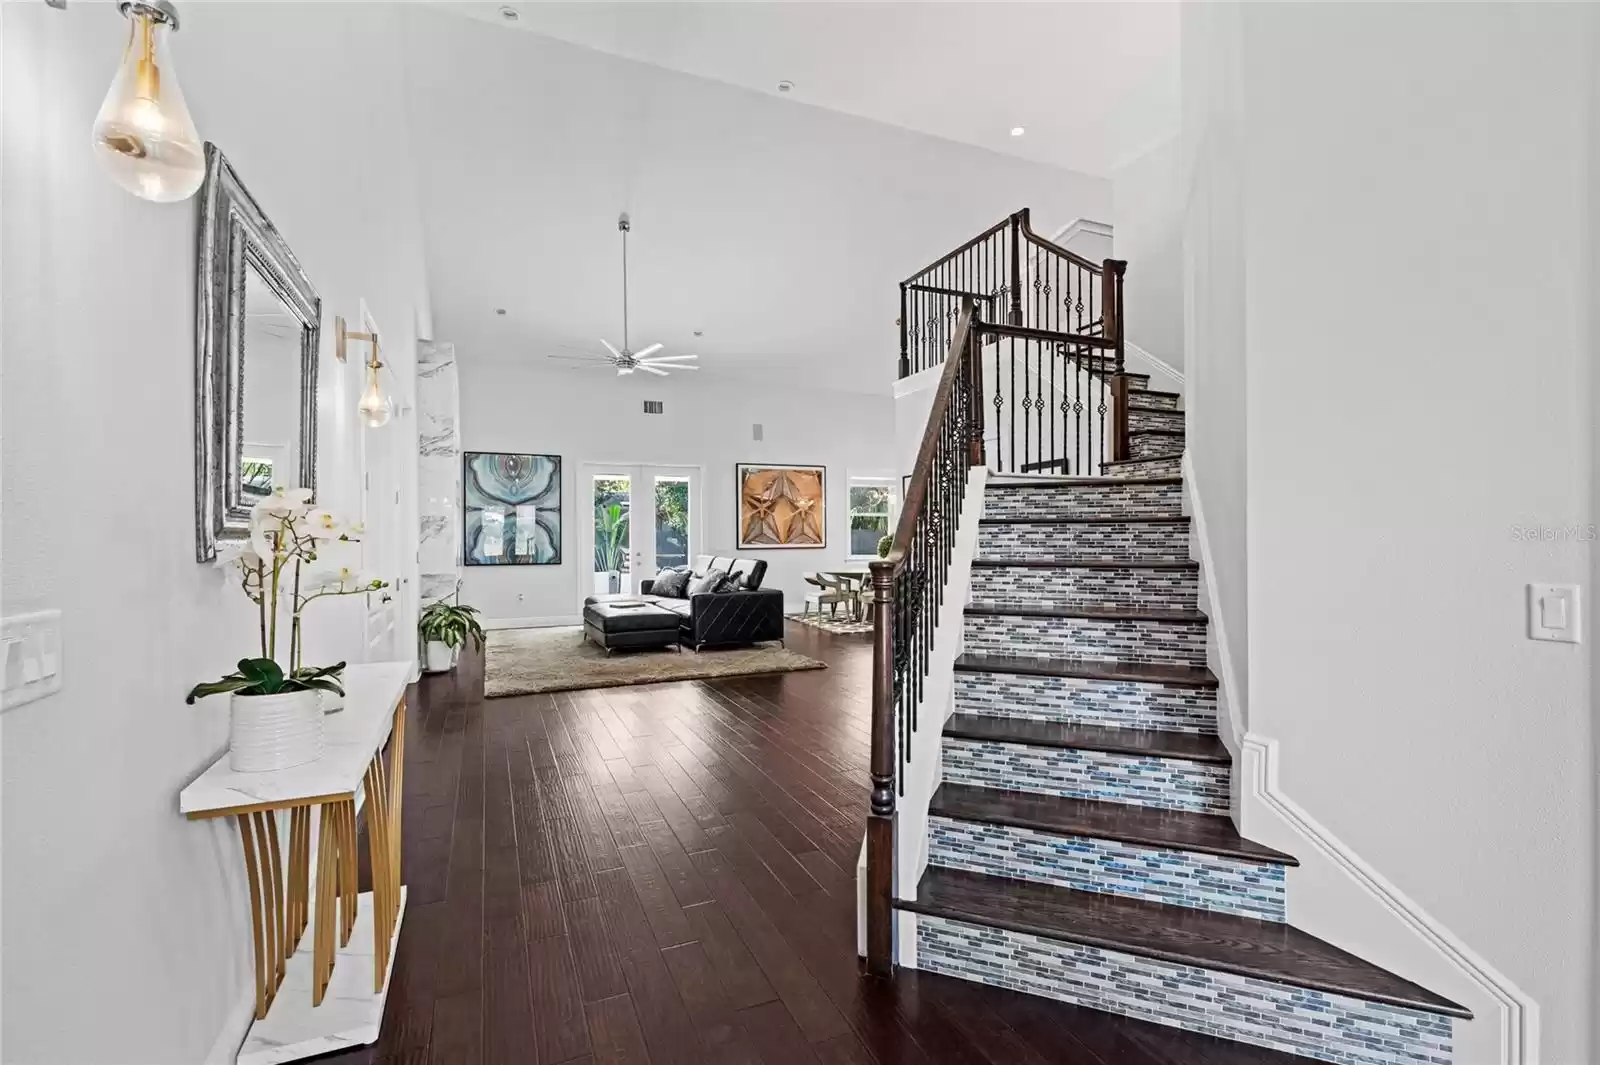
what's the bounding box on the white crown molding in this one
[1240,733,1539,1064]
[1179,451,1242,754]
[1049,217,1114,245]
[483,614,580,630]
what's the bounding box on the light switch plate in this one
[2,609,64,710]
[1529,584,1581,643]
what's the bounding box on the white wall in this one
[1113,137,1183,369]
[0,5,430,1062]
[1181,3,1596,1061]
[458,361,895,623]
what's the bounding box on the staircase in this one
[864,213,1469,1065]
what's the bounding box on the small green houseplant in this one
[877,534,893,558]
[593,500,628,595]
[418,600,486,674]
[187,487,386,771]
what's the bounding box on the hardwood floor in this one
[319,621,1310,1065]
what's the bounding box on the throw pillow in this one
[687,568,727,596]
[714,572,745,593]
[652,567,691,599]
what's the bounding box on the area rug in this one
[484,626,827,697]
[787,611,874,635]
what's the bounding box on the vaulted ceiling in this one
[401,4,1176,392]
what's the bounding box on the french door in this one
[580,464,700,600]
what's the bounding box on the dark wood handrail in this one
[1015,207,1103,273]
[876,305,975,573]
[905,282,999,303]
[978,321,1114,350]
[901,217,1011,286]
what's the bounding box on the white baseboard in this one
[1240,734,1538,1064]
[1179,452,1243,754]
[483,615,579,630]
[205,982,255,1065]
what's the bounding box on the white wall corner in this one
[483,615,581,631]
[1238,735,1538,1065]
[1051,217,1115,245]
[204,967,257,1065]
[1180,452,1243,757]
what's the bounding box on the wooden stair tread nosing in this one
[929,783,1297,866]
[944,714,1230,764]
[965,603,1206,624]
[1130,428,1187,437]
[978,515,1188,526]
[972,558,1199,571]
[1130,387,1181,399]
[954,652,1218,688]
[1102,452,1185,468]
[985,474,1183,488]
[896,867,1472,1019]
[1126,403,1186,414]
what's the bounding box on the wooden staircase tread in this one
[985,474,1183,487]
[972,558,1199,571]
[895,867,1471,1019]
[1126,403,1186,414]
[1131,427,1188,437]
[955,652,1218,688]
[1102,452,1185,467]
[965,603,1206,623]
[979,514,1187,525]
[1130,387,1181,399]
[930,784,1298,866]
[944,714,1230,764]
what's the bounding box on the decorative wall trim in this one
[1126,341,1185,390]
[1179,452,1243,754]
[1049,217,1115,245]
[483,615,581,630]
[1240,733,1538,1065]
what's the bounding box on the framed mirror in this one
[195,143,321,561]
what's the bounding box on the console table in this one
[180,661,411,1065]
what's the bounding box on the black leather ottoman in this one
[582,601,682,654]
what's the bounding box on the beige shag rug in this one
[484,626,827,697]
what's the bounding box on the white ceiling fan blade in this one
[546,353,611,362]
[600,338,623,360]
[657,362,698,370]
[633,342,664,359]
[640,352,698,362]
[636,363,669,376]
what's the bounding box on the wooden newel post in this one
[897,283,910,379]
[1008,214,1024,326]
[965,311,986,468]
[865,559,897,977]
[1102,259,1131,461]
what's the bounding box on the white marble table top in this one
[180,661,411,818]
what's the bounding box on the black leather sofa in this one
[587,554,785,651]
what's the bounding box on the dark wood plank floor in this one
[319,622,1306,1065]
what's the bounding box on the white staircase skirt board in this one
[954,670,1217,734]
[914,913,1452,1065]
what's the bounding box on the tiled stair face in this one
[1103,455,1181,478]
[954,669,1217,733]
[982,480,1182,520]
[1130,430,1186,460]
[941,737,1231,813]
[969,562,1197,611]
[1127,407,1186,432]
[978,519,1189,562]
[1129,389,1180,410]
[927,816,1286,921]
[914,916,1454,1065]
[963,611,1207,666]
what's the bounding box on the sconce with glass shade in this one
[336,317,393,428]
[92,0,204,203]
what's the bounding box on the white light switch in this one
[1,610,64,710]
[1529,584,1581,643]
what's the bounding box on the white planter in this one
[319,686,345,714]
[593,571,621,595]
[229,690,325,773]
[424,640,455,673]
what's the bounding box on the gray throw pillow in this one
[714,572,745,593]
[652,568,691,598]
[687,568,726,596]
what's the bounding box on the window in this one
[848,479,897,558]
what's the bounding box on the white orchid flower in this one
[252,486,313,520]
[303,509,347,540]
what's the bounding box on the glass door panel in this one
[589,471,633,597]
[580,464,700,602]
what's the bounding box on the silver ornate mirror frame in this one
[195,142,321,562]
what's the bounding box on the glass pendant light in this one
[358,360,393,429]
[92,1,204,203]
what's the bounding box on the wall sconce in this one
[336,316,393,428]
[92,0,204,203]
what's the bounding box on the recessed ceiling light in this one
[1010,126,1026,137]
[498,6,519,21]
[495,308,507,316]
[777,80,794,93]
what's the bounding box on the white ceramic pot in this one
[424,640,455,673]
[229,690,325,773]
[320,686,345,714]
[593,571,613,595]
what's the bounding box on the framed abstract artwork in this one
[463,452,562,566]
[736,463,826,549]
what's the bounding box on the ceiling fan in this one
[546,214,699,377]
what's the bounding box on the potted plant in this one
[187,487,386,772]
[418,600,486,673]
[593,501,628,595]
[877,534,893,558]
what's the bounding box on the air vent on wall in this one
[643,400,664,415]
[752,423,764,441]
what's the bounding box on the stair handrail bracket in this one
[865,300,981,977]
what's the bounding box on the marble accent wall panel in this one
[417,340,461,605]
